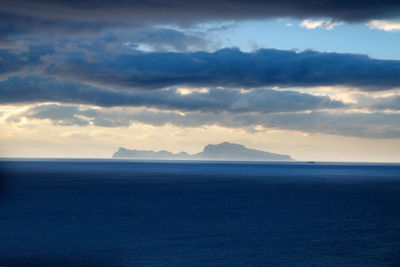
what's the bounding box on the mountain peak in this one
[197,142,291,161]
[203,142,246,153]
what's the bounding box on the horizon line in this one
[0,157,399,164]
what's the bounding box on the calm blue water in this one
[0,160,400,266]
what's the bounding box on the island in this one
[112,142,293,161]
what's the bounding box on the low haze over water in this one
[1,160,400,266]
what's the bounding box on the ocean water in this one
[0,160,400,266]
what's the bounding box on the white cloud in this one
[300,19,343,30]
[366,20,400,32]
[286,23,293,27]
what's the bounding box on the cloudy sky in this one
[1,0,400,161]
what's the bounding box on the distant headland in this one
[112,142,293,161]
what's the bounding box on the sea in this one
[0,159,400,266]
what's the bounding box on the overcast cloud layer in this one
[1,0,400,47]
[1,0,400,26]
[0,76,344,113]
[48,48,400,91]
[2,48,400,91]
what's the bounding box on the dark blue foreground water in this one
[0,160,400,266]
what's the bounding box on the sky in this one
[1,0,400,162]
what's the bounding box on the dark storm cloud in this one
[0,49,36,78]
[1,0,399,45]
[0,12,114,49]
[0,50,26,77]
[44,48,400,91]
[0,75,344,113]
[2,47,400,91]
[13,104,400,138]
[0,44,54,77]
[0,12,107,38]
[1,0,400,26]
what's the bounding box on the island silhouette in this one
[113,142,293,161]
